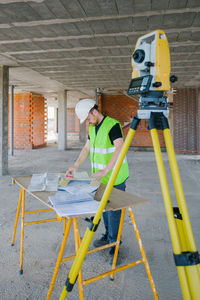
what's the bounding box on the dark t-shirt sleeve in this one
[109,123,123,145]
[88,122,122,144]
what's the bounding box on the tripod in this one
[60,111,200,300]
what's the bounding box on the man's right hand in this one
[65,166,77,177]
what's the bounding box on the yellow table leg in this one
[63,218,67,234]
[110,208,126,280]
[11,188,22,246]
[73,218,84,300]
[19,188,25,275]
[129,207,159,299]
[46,218,72,300]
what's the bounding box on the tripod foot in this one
[19,269,23,275]
[11,243,14,246]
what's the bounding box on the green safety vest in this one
[89,116,129,185]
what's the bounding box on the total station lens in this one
[133,49,145,63]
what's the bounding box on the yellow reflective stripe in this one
[90,147,116,154]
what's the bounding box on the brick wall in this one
[173,88,200,153]
[8,92,47,149]
[98,94,165,148]
[67,108,80,140]
[31,94,47,148]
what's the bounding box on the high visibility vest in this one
[89,116,129,185]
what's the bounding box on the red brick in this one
[173,88,199,153]
[8,92,47,149]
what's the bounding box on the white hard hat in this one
[75,99,96,123]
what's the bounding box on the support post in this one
[0,66,9,175]
[10,85,14,156]
[58,90,67,150]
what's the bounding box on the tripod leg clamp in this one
[174,251,200,266]
[148,112,169,130]
[88,216,100,232]
[130,115,140,130]
[173,207,182,220]
[65,276,78,292]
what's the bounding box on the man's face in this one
[86,110,98,126]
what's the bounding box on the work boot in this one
[109,248,121,266]
[109,240,122,255]
[109,246,116,256]
[93,233,109,248]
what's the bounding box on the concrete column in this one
[9,85,14,156]
[197,88,200,153]
[0,66,9,175]
[58,90,67,150]
[97,93,102,112]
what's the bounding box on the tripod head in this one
[127,30,177,119]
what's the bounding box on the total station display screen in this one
[127,75,152,95]
[129,78,143,88]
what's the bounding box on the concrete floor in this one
[0,143,200,300]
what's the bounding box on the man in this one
[66,98,129,261]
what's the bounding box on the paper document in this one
[49,191,94,205]
[28,173,65,192]
[58,179,99,194]
[28,173,46,192]
[73,171,90,179]
[52,200,100,217]
[65,171,90,180]
[46,173,63,191]
[49,191,100,217]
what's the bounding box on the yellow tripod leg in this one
[60,124,138,300]
[173,207,188,251]
[163,128,197,250]
[163,128,200,299]
[150,128,192,300]
[73,218,84,300]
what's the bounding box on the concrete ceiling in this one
[0,0,200,104]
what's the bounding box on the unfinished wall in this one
[31,94,47,148]
[173,88,200,154]
[98,94,165,148]
[8,92,47,149]
[67,108,80,141]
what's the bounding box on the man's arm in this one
[66,139,90,176]
[91,137,123,178]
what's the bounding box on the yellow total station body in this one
[131,29,171,92]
